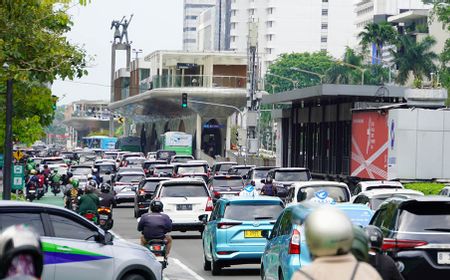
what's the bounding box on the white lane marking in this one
[171,258,206,280]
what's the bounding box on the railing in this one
[149,74,247,90]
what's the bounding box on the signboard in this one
[176,63,197,70]
[12,164,24,191]
[13,150,24,161]
[166,132,192,147]
[203,124,225,129]
[0,153,3,168]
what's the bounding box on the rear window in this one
[161,184,208,197]
[117,174,144,183]
[297,186,350,203]
[218,163,236,171]
[275,170,309,181]
[254,169,270,179]
[141,181,160,192]
[230,168,252,176]
[43,159,65,165]
[398,202,450,232]
[97,165,115,173]
[154,167,173,173]
[212,178,243,188]
[224,204,284,221]
[177,166,206,174]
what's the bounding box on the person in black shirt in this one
[365,225,404,280]
[99,183,116,209]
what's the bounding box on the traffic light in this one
[235,130,239,144]
[181,93,188,108]
[51,95,58,110]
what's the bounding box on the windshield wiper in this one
[254,216,273,220]
[424,228,450,232]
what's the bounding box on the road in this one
[113,204,260,280]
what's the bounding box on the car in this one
[93,162,117,183]
[170,155,195,164]
[41,157,68,170]
[352,180,404,195]
[285,181,352,206]
[113,172,146,204]
[438,186,450,197]
[201,196,285,275]
[153,178,213,232]
[119,152,145,167]
[104,151,120,160]
[352,188,424,210]
[147,152,157,160]
[0,201,162,280]
[156,150,176,163]
[124,156,146,168]
[227,165,256,178]
[134,177,170,218]
[207,175,244,201]
[152,164,174,177]
[210,162,237,176]
[264,167,311,199]
[370,196,450,279]
[245,166,279,190]
[261,202,373,280]
[143,160,168,177]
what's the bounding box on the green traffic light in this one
[182,103,187,108]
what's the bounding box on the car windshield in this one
[275,170,309,181]
[98,165,115,173]
[219,163,235,171]
[161,184,208,197]
[177,166,206,174]
[141,181,160,192]
[297,186,350,202]
[254,169,271,179]
[212,178,243,188]
[71,167,91,175]
[398,202,450,232]
[224,204,284,221]
[117,174,144,183]
[230,167,252,175]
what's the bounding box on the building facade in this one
[183,0,216,51]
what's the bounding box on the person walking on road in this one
[292,207,382,280]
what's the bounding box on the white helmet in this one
[305,207,354,258]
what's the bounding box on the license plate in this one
[244,230,262,238]
[437,252,450,264]
[156,256,165,262]
[176,204,192,211]
[222,194,236,198]
[29,190,36,193]
[99,215,108,220]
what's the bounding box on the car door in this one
[0,210,55,280]
[46,211,114,280]
[203,201,220,260]
[264,210,285,279]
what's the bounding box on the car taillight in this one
[213,191,221,197]
[217,222,242,229]
[144,169,148,174]
[98,207,111,214]
[139,189,146,195]
[205,197,214,211]
[382,238,428,251]
[289,229,301,254]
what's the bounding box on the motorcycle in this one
[26,183,37,202]
[97,207,113,230]
[145,239,168,269]
[36,184,45,200]
[81,210,98,224]
[51,181,61,196]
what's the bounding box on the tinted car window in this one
[223,204,283,221]
[218,163,236,171]
[212,178,243,188]
[97,165,115,173]
[50,214,97,240]
[366,185,401,191]
[254,169,270,179]
[297,186,350,202]
[398,202,450,232]
[141,181,160,192]
[279,210,293,235]
[0,213,45,236]
[274,171,309,181]
[161,185,208,197]
[177,166,206,174]
[117,174,144,183]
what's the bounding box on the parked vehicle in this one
[263,167,311,199]
[352,188,424,210]
[285,181,351,206]
[370,196,450,279]
[207,175,244,202]
[134,177,170,218]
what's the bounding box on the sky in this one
[52,0,183,104]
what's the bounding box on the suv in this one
[210,162,237,176]
[207,175,244,201]
[245,166,279,191]
[370,196,450,279]
[0,201,162,280]
[134,177,170,218]
[264,168,311,199]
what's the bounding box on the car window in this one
[212,178,243,188]
[218,163,235,171]
[279,210,293,236]
[209,204,221,221]
[286,188,295,204]
[297,186,350,202]
[223,204,283,221]
[117,174,144,183]
[354,195,369,204]
[0,212,45,236]
[177,166,206,174]
[50,214,97,241]
[353,185,362,195]
[254,169,270,179]
[141,181,160,192]
[270,212,284,238]
[398,202,450,232]
[161,184,208,197]
[371,208,388,229]
[274,170,309,181]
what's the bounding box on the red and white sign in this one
[351,111,388,179]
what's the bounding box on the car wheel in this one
[278,268,284,280]
[203,251,211,271]
[122,273,145,280]
[260,264,266,280]
[211,258,222,276]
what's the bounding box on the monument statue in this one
[110,17,124,44]
[120,14,133,44]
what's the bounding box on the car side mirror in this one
[261,230,271,240]
[198,214,208,224]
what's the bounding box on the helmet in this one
[87,174,93,180]
[364,225,383,252]
[250,180,256,186]
[351,225,370,262]
[150,200,164,213]
[100,183,111,193]
[43,164,48,169]
[53,169,58,173]
[71,179,79,188]
[88,180,96,187]
[305,207,354,258]
[30,170,37,175]
[0,224,43,279]
[85,185,94,193]
[27,158,33,164]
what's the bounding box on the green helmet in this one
[71,179,79,188]
[27,158,34,164]
[351,225,370,262]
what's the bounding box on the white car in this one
[245,166,278,190]
[352,189,424,210]
[352,180,404,195]
[41,157,68,170]
[153,178,213,233]
[285,181,352,206]
[439,186,450,197]
[0,201,162,280]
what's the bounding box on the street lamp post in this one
[2,63,13,200]
[336,61,367,85]
[290,67,325,84]
[265,72,298,89]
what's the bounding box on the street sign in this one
[12,164,24,191]
[177,63,197,70]
[13,150,24,161]
[0,153,3,168]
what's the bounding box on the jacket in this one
[291,253,382,280]
[368,252,404,280]
[78,193,100,214]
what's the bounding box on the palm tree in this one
[359,22,397,62]
[391,35,438,85]
[325,47,364,84]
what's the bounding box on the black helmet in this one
[150,200,164,213]
[364,225,383,252]
[88,180,96,187]
[100,183,111,193]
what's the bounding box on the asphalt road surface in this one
[113,204,261,280]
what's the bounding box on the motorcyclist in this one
[78,185,100,215]
[138,200,173,256]
[50,169,61,190]
[99,183,116,209]
[25,170,39,197]
[260,177,275,196]
[239,180,259,197]
[351,225,370,262]
[87,174,99,188]
[35,170,45,192]
[292,207,382,280]
[64,179,83,209]
[365,225,404,280]
[0,224,43,280]
[25,158,36,175]
[42,164,51,191]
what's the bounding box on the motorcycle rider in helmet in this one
[0,224,43,280]
[78,185,100,215]
[365,225,404,280]
[137,200,173,256]
[64,179,83,209]
[292,207,381,280]
[99,183,116,209]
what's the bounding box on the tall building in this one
[197,0,232,51]
[183,0,216,51]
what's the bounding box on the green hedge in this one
[404,182,445,195]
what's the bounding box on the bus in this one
[115,136,142,152]
[82,136,117,150]
[161,131,193,156]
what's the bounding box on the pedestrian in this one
[292,207,382,280]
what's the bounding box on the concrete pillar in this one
[226,116,231,152]
[196,114,202,159]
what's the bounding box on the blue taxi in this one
[260,202,373,280]
[199,196,284,275]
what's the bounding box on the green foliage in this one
[358,22,398,61]
[404,182,444,195]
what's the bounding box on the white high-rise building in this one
[227,0,357,73]
[183,0,216,51]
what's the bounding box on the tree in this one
[391,35,438,85]
[358,22,398,62]
[0,0,89,147]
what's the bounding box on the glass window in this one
[212,178,243,188]
[279,210,293,235]
[398,202,450,232]
[161,184,208,197]
[141,181,160,192]
[321,37,327,43]
[218,163,236,171]
[274,170,309,181]
[177,166,206,174]
[50,214,97,240]
[297,186,350,202]
[270,212,284,238]
[322,9,328,16]
[117,174,144,183]
[224,204,283,221]
[0,213,45,236]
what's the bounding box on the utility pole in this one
[2,73,13,200]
